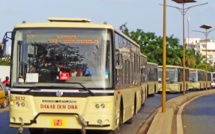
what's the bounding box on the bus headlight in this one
[21,102,25,107]
[11,101,26,107]
[100,104,105,108]
[18,117,23,122]
[95,103,111,109]
[10,101,14,106]
[15,102,20,107]
[95,104,100,109]
[97,119,103,124]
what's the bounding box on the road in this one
[180,94,215,134]
[0,93,180,134]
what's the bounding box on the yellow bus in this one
[158,65,189,93]
[189,68,201,90]
[212,72,215,80]
[197,69,206,89]
[146,62,158,96]
[1,18,146,134]
[140,54,147,105]
[207,71,212,89]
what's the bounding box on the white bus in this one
[146,62,158,96]
[158,65,189,93]
[1,18,147,134]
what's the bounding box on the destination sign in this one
[189,70,196,73]
[26,34,100,45]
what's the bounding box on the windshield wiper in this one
[19,83,94,95]
[22,86,41,94]
[63,82,95,95]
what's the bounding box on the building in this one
[0,65,10,82]
[185,38,215,65]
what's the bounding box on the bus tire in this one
[180,85,182,93]
[153,84,156,96]
[145,88,147,100]
[119,100,124,125]
[29,128,44,134]
[147,87,149,97]
[141,89,144,106]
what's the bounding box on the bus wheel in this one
[119,101,123,125]
[180,85,182,93]
[152,85,156,96]
[145,89,147,99]
[141,89,144,106]
[29,128,44,134]
[147,88,149,97]
[155,85,157,94]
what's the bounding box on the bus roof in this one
[147,62,158,66]
[140,53,147,58]
[189,68,205,71]
[14,17,140,48]
[14,19,114,29]
[158,65,188,69]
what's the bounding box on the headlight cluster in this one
[10,101,26,107]
[10,117,24,123]
[97,119,110,125]
[95,103,111,109]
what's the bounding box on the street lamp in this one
[193,25,215,90]
[162,0,167,113]
[166,0,208,95]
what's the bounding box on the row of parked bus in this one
[1,18,214,134]
[144,63,214,95]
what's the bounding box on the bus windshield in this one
[166,68,177,83]
[189,70,197,82]
[158,68,178,83]
[11,28,113,88]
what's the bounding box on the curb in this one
[138,89,215,134]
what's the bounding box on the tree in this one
[120,24,181,65]
[119,23,214,70]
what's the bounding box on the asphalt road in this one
[182,94,215,134]
[0,93,180,134]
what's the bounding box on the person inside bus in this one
[84,67,91,76]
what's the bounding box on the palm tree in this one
[186,49,196,68]
[194,52,206,69]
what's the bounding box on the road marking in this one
[176,94,206,134]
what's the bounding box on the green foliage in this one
[0,55,11,65]
[119,24,208,70]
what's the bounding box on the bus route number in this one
[15,96,25,101]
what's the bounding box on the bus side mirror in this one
[0,31,12,58]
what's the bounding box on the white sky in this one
[0,0,214,48]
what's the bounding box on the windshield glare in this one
[11,28,112,88]
[158,68,177,83]
[189,70,197,81]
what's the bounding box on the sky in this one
[1,0,214,52]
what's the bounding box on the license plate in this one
[51,119,66,127]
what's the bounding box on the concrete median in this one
[137,89,215,134]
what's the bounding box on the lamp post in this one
[165,0,208,95]
[162,0,167,113]
[193,25,215,90]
